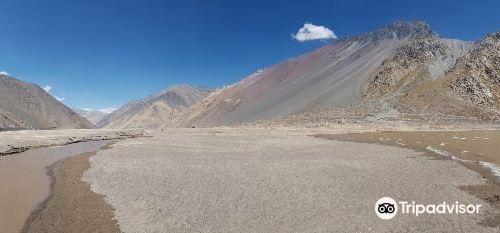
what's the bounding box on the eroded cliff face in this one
[363,26,471,101]
[450,32,500,110]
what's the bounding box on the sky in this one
[0,0,499,111]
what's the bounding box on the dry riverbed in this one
[78,128,499,232]
[315,130,500,228]
[3,127,500,232]
[315,130,500,184]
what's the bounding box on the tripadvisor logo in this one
[375,197,397,220]
[375,197,481,220]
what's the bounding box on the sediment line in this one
[1,130,144,156]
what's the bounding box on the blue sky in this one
[0,0,499,110]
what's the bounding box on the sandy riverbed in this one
[316,130,500,229]
[9,127,500,232]
[79,128,499,232]
[315,130,500,184]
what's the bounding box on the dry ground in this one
[76,128,500,233]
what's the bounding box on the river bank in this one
[22,143,120,233]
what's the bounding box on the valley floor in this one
[0,128,143,156]
[14,127,500,233]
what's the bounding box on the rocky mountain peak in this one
[363,20,436,42]
[451,30,500,109]
[484,31,500,42]
[363,35,470,100]
[468,31,500,61]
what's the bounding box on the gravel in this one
[83,128,499,233]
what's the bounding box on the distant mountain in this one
[73,108,110,124]
[0,74,94,129]
[97,84,211,129]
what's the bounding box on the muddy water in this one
[315,130,500,182]
[0,141,109,233]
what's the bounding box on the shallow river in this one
[0,141,108,233]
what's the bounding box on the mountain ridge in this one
[101,20,500,128]
[174,20,453,127]
[97,84,211,129]
[73,108,110,124]
[0,74,94,129]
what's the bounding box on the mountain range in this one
[96,84,211,129]
[168,20,499,127]
[73,108,112,125]
[0,74,93,129]
[1,20,499,130]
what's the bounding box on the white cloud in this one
[42,85,65,102]
[82,106,118,114]
[0,71,9,75]
[43,85,53,92]
[98,107,118,114]
[55,96,65,101]
[292,23,337,42]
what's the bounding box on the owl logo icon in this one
[375,197,397,219]
[378,203,395,214]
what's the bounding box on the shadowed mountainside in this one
[0,74,94,129]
